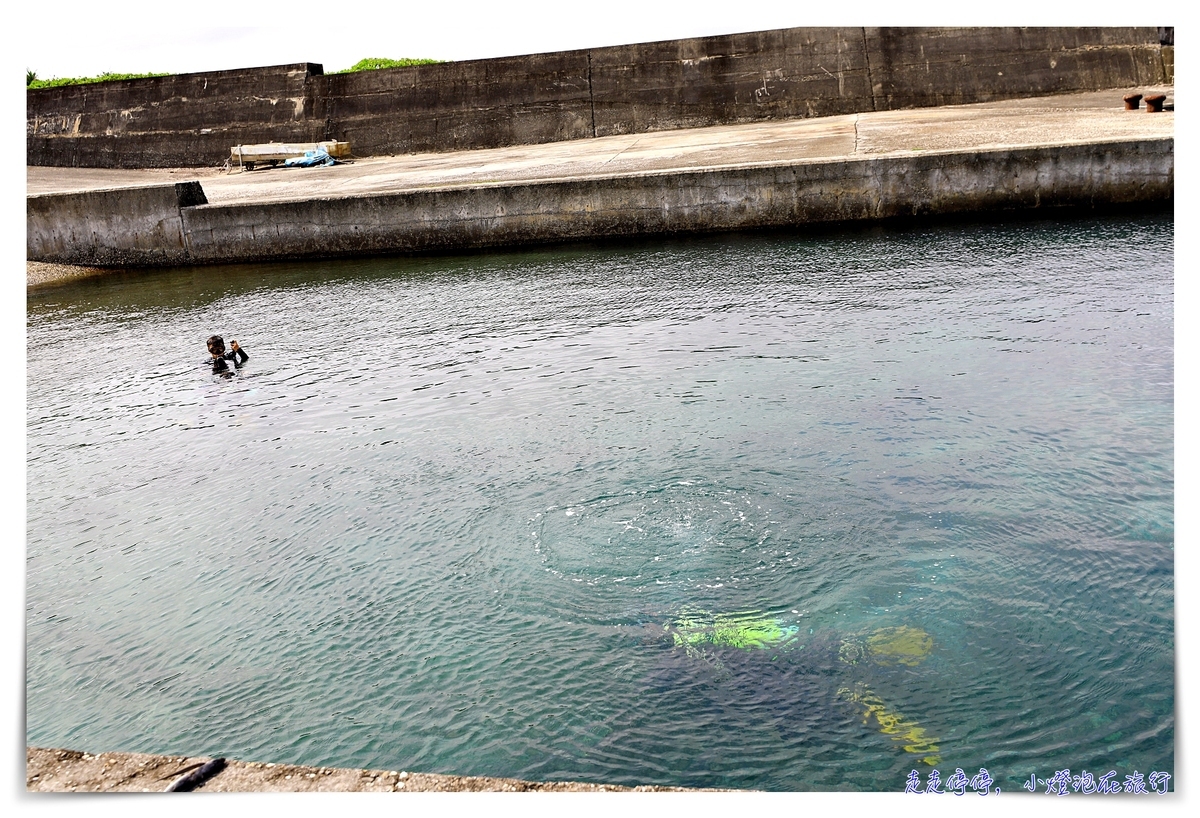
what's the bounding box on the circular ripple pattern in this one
[27,215,1173,791]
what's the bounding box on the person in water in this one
[207,335,249,374]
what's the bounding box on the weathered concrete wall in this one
[311,52,594,155]
[587,27,874,136]
[176,139,1173,263]
[864,27,1169,110]
[27,64,323,168]
[28,138,1169,267]
[27,182,207,266]
[27,28,1171,169]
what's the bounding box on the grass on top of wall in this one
[25,56,441,89]
[27,70,170,89]
[333,57,443,73]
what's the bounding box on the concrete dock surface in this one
[26,86,1174,282]
[27,87,1173,203]
[26,746,698,792]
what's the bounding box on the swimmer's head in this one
[207,335,226,356]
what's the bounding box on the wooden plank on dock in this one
[231,141,351,164]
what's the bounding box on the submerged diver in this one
[206,335,249,374]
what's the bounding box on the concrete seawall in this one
[182,140,1173,263]
[27,26,1172,169]
[26,182,207,267]
[26,137,1174,268]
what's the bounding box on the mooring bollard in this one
[1144,94,1166,113]
[1123,93,1143,110]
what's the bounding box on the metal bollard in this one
[1144,94,1166,113]
[1123,93,1143,110]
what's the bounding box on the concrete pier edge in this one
[26,136,1174,271]
[26,746,706,792]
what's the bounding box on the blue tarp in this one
[284,148,336,168]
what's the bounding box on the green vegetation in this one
[334,57,441,73]
[28,70,170,89]
[26,57,441,88]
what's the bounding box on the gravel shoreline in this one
[27,260,121,288]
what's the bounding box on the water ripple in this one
[27,215,1173,790]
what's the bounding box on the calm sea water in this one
[27,215,1173,792]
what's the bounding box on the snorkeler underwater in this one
[644,608,943,767]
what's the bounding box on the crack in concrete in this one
[600,137,642,167]
[587,53,597,139]
[861,27,878,112]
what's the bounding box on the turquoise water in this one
[27,215,1173,792]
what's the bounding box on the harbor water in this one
[27,214,1173,791]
